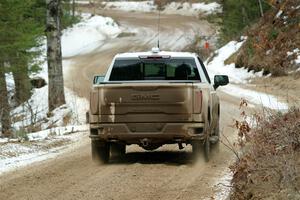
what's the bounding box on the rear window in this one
[109,58,201,81]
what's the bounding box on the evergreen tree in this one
[221,0,270,43]
[0,0,45,104]
[0,0,45,135]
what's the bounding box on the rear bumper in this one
[89,122,205,144]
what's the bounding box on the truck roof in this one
[115,49,197,59]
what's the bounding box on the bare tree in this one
[0,62,11,136]
[258,0,264,17]
[46,0,66,112]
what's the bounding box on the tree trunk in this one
[12,57,31,105]
[242,6,248,25]
[0,63,11,136]
[258,0,264,17]
[46,0,66,112]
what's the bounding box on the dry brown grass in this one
[235,0,300,76]
[183,35,213,60]
[230,108,300,199]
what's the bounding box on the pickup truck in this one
[88,48,229,163]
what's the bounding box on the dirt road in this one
[0,10,243,200]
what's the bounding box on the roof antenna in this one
[157,9,160,49]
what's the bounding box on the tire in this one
[110,143,126,158]
[212,120,220,143]
[91,140,110,164]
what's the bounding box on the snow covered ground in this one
[205,38,288,110]
[9,13,111,132]
[102,1,156,12]
[162,2,221,16]
[0,129,88,175]
[62,13,121,57]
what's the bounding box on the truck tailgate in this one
[91,83,195,123]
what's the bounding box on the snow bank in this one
[163,2,221,16]
[222,85,288,110]
[205,39,288,110]
[62,14,121,57]
[102,1,156,12]
[205,39,263,84]
[11,84,88,131]
[99,1,221,16]
[27,124,88,141]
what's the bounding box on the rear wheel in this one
[91,140,110,164]
[210,120,220,144]
[193,119,212,162]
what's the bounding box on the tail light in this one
[90,90,99,114]
[193,90,202,113]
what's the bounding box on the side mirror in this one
[93,75,105,84]
[214,75,229,89]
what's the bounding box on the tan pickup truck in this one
[88,48,229,163]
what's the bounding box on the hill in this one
[234,0,300,76]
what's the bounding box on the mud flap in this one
[110,143,126,158]
[91,141,110,164]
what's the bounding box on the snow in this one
[205,39,288,110]
[275,10,283,18]
[287,48,300,67]
[5,73,14,92]
[296,55,300,64]
[11,82,88,131]
[98,1,221,16]
[27,124,88,141]
[163,2,221,16]
[0,130,88,175]
[211,170,233,200]
[75,0,90,4]
[222,84,288,110]
[62,14,121,57]
[102,1,156,12]
[205,40,263,84]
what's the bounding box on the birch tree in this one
[46,0,66,112]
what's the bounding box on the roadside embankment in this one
[230,108,300,199]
